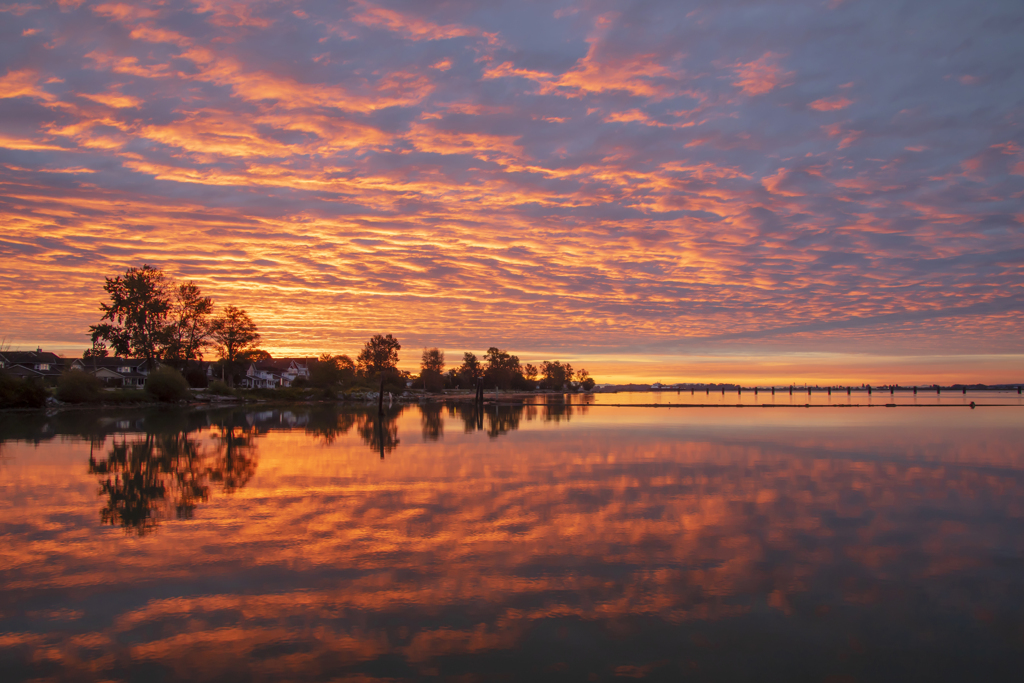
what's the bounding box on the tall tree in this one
[456,352,483,388]
[209,306,261,369]
[357,334,401,375]
[576,368,595,391]
[541,360,574,390]
[164,282,214,365]
[310,353,354,387]
[420,348,445,392]
[523,363,539,384]
[89,264,171,363]
[483,347,522,390]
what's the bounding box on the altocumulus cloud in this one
[0,0,1022,363]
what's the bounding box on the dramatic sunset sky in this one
[1,0,1022,383]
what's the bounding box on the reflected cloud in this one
[2,405,1023,679]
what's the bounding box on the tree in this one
[523,363,539,384]
[483,347,522,390]
[209,306,261,384]
[310,352,355,388]
[164,282,214,365]
[83,340,108,359]
[357,334,401,376]
[541,360,574,390]
[89,264,171,363]
[576,368,595,391]
[420,348,445,392]
[456,352,483,388]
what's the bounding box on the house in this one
[238,358,311,389]
[240,361,280,389]
[0,349,64,383]
[71,357,154,387]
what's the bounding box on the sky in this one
[1,0,1022,384]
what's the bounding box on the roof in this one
[0,350,62,366]
[73,357,151,369]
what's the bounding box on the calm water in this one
[1,402,1023,682]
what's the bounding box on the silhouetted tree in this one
[456,352,483,388]
[164,281,214,365]
[523,363,539,384]
[576,369,595,391]
[357,334,401,377]
[484,347,522,390]
[89,264,171,363]
[420,347,445,392]
[83,340,108,359]
[209,306,261,383]
[541,360,574,390]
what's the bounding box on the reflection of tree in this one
[305,405,361,445]
[358,412,400,457]
[542,395,589,424]
[485,404,522,438]
[88,426,259,536]
[209,426,258,492]
[420,403,444,442]
[450,404,483,434]
[447,403,530,439]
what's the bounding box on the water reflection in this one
[1,405,1023,681]
[88,424,258,536]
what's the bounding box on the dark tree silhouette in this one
[420,348,445,392]
[483,347,522,390]
[164,281,214,365]
[357,334,401,375]
[209,306,261,383]
[456,352,482,388]
[89,264,172,363]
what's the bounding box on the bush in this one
[184,364,209,389]
[56,370,103,404]
[0,373,47,409]
[208,380,235,396]
[145,366,191,402]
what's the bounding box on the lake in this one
[1,398,1023,681]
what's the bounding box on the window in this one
[36,363,50,371]
[119,366,131,373]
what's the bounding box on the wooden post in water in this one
[807,387,811,396]
[913,387,917,395]
[789,386,793,395]
[828,387,831,396]
[771,387,775,395]
[962,387,966,395]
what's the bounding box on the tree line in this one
[88,265,262,383]
[88,265,595,392]
[314,342,595,392]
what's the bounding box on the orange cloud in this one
[809,95,853,111]
[0,68,56,101]
[731,52,792,96]
[349,0,495,43]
